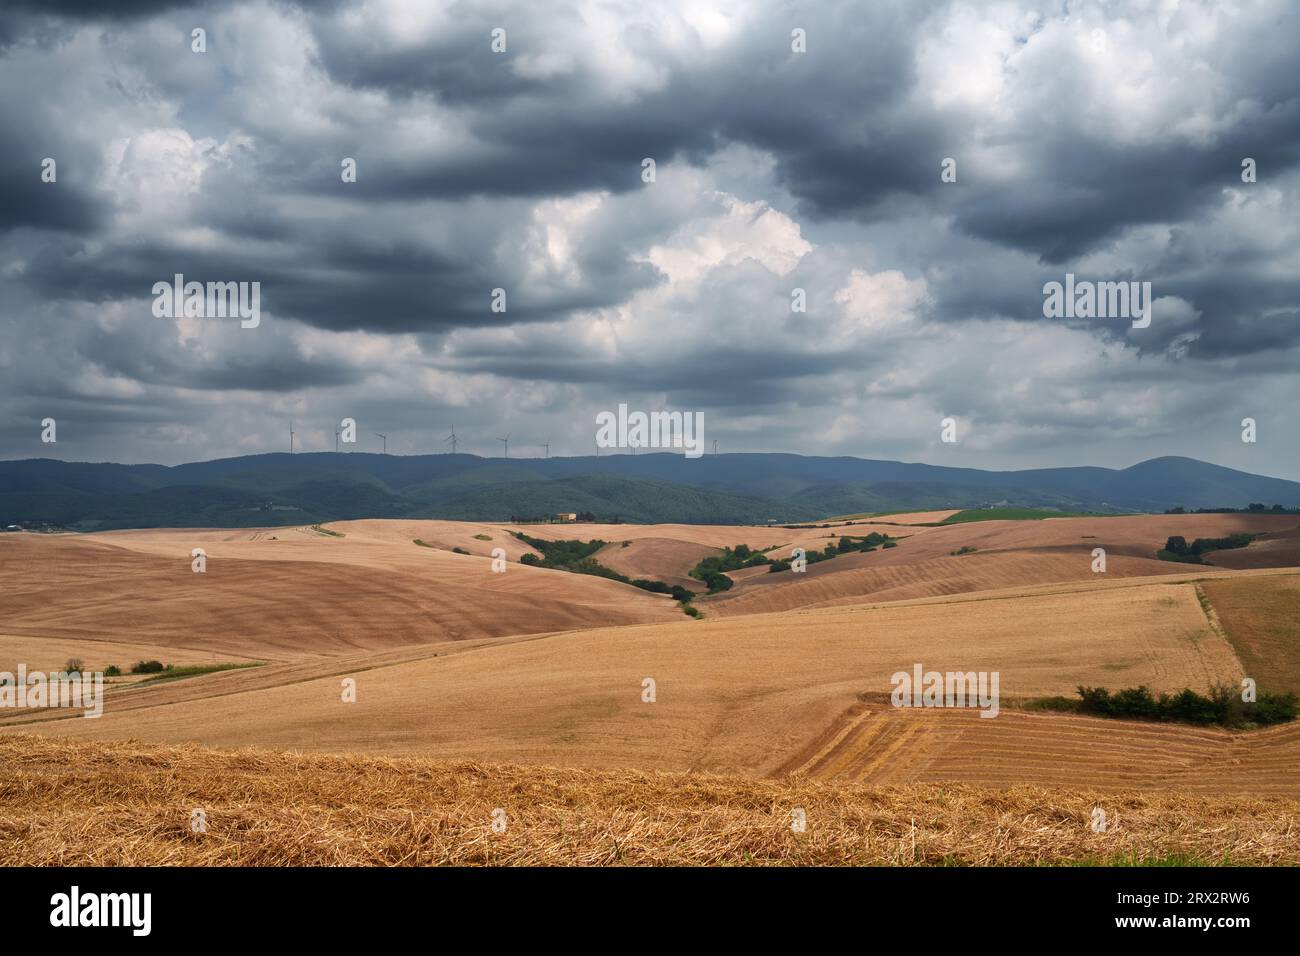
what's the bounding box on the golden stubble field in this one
[2,735,1296,866]
[1,512,1298,841]
[0,569,1274,783]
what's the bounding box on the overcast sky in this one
[2,0,1297,477]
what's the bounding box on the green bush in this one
[1160,532,1254,563]
[1255,692,1300,724]
[512,532,696,601]
[104,665,121,677]
[1076,683,1297,728]
[764,533,898,575]
[696,569,733,593]
[131,660,167,675]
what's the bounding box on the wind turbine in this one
[713,439,718,455]
[289,421,295,454]
[445,425,458,454]
[335,428,340,453]
[542,441,550,458]
[374,432,387,455]
[497,434,510,458]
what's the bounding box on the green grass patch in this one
[1019,695,1081,713]
[137,662,264,685]
[311,524,345,537]
[819,508,929,522]
[940,508,1104,524]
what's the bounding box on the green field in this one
[939,508,1109,524]
[819,506,1126,525]
[819,508,951,523]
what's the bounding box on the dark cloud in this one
[1,0,1299,477]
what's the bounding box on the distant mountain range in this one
[3,452,1299,530]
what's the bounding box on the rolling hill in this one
[2,452,1300,530]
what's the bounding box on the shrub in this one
[1075,683,1297,728]
[63,658,84,675]
[510,532,689,600]
[697,569,733,593]
[1111,685,1160,720]
[691,546,771,580]
[1160,532,1254,563]
[1165,687,1218,725]
[1076,685,1116,716]
[131,660,167,675]
[104,665,122,677]
[1254,692,1300,725]
[1157,549,1202,563]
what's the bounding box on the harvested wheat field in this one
[1201,575,1300,696]
[778,701,1300,794]
[700,512,1299,614]
[0,526,681,661]
[0,632,246,675]
[702,550,1197,616]
[594,537,718,590]
[1,735,1296,866]
[3,574,1261,782]
[3,517,1298,821]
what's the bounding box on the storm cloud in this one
[1,0,1297,479]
